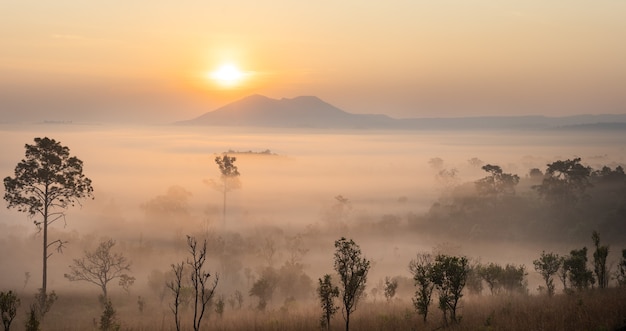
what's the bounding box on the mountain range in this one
[176,94,626,130]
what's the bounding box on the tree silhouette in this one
[591,231,609,289]
[409,253,435,323]
[475,164,520,199]
[0,290,20,331]
[333,237,370,331]
[564,247,594,291]
[3,137,93,301]
[64,239,135,302]
[533,251,562,296]
[207,155,240,226]
[317,274,339,330]
[431,255,468,326]
[534,157,591,204]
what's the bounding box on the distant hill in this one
[176,95,626,130]
[176,94,397,129]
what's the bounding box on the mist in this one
[1,124,625,329]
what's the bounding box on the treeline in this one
[411,157,626,243]
[316,230,626,330]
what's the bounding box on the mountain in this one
[176,95,626,130]
[176,94,397,129]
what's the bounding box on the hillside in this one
[176,95,626,130]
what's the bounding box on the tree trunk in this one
[223,186,227,226]
[345,311,350,331]
[42,189,49,296]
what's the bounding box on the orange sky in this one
[1,1,625,123]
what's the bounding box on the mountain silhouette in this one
[176,94,397,129]
[176,94,626,130]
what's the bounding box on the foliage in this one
[477,263,503,295]
[475,164,520,198]
[208,154,241,225]
[383,277,398,302]
[617,249,626,287]
[3,137,94,295]
[564,247,595,291]
[33,289,57,320]
[215,295,225,318]
[533,157,591,205]
[409,253,435,323]
[24,305,39,331]
[591,231,609,289]
[249,272,278,311]
[431,254,469,325]
[0,291,20,331]
[533,251,562,296]
[317,274,340,330]
[99,300,120,331]
[333,237,370,331]
[64,239,135,301]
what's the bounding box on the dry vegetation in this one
[7,287,625,331]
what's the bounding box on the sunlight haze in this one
[2,1,625,123]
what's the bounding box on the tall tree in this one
[533,251,562,296]
[64,239,135,302]
[333,237,370,331]
[208,154,240,226]
[3,137,94,299]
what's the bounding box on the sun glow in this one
[209,63,245,87]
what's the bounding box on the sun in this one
[208,63,245,87]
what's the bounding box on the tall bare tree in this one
[4,137,93,301]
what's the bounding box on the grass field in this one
[13,286,626,331]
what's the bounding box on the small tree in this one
[564,247,594,291]
[249,276,276,311]
[207,155,240,226]
[533,251,562,296]
[64,239,135,302]
[383,277,398,302]
[333,237,370,331]
[0,291,20,331]
[616,249,626,287]
[99,300,120,331]
[431,255,469,326]
[166,262,184,331]
[409,253,435,323]
[501,264,527,294]
[477,263,503,295]
[591,231,609,289]
[318,274,340,330]
[186,236,218,331]
[24,305,40,331]
[4,137,94,301]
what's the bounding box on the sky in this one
[1,1,625,123]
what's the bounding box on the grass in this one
[12,287,626,331]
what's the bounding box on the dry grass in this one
[13,287,626,331]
